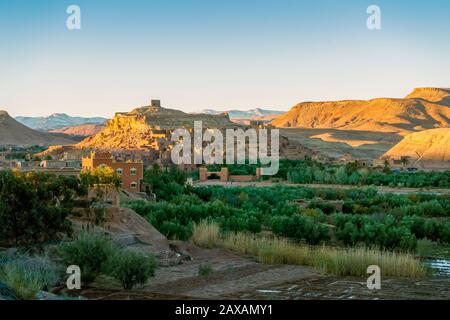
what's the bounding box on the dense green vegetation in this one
[206,164,257,176]
[197,159,450,188]
[280,159,450,188]
[0,168,120,247]
[127,169,450,251]
[0,170,86,246]
[143,164,188,201]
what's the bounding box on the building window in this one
[116,168,123,175]
[130,181,137,189]
[130,168,137,176]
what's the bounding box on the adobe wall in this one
[199,167,229,182]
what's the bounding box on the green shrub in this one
[58,232,114,284]
[440,223,450,243]
[105,250,156,290]
[0,264,42,299]
[198,264,213,277]
[127,182,450,251]
[13,255,60,291]
[333,214,418,251]
[159,221,193,240]
[272,214,330,245]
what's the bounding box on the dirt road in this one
[194,181,450,195]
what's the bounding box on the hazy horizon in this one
[1,0,450,118]
[10,106,289,119]
[5,86,448,119]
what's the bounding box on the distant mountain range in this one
[14,109,284,132]
[0,111,80,146]
[15,113,107,131]
[199,108,285,120]
[5,88,450,165]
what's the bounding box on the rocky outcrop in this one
[37,103,321,160]
[382,128,450,168]
[405,88,450,103]
[128,104,235,129]
[75,104,237,151]
[70,207,171,257]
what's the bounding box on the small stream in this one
[424,259,450,277]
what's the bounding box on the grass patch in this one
[190,221,220,249]
[192,223,426,278]
[313,246,425,277]
[416,239,435,258]
[0,255,60,300]
[222,232,311,266]
[0,264,42,299]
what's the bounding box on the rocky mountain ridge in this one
[272,88,450,135]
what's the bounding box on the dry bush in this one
[190,221,220,249]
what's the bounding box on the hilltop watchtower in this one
[151,99,161,108]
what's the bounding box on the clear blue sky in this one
[1,0,449,117]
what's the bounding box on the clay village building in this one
[40,159,82,169]
[82,151,144,193]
